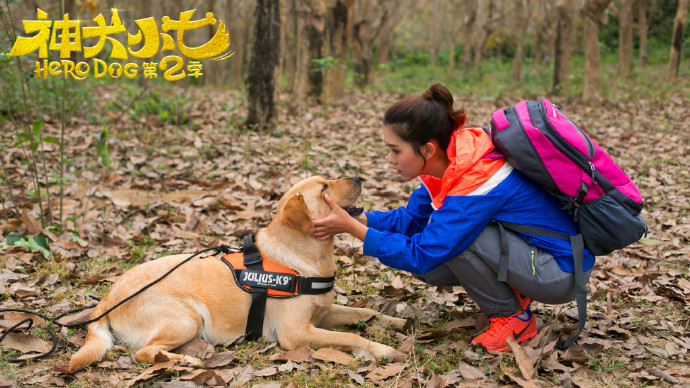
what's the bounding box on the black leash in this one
[0,244,239,362]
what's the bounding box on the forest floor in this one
[0,82,688,387]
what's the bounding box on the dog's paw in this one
[375,315,407,330]
[181,355,205,368]
[382,350,409,363]
[359,342,397,361]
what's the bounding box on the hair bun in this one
[423,83,467,130]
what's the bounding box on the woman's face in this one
[383,124,425,181]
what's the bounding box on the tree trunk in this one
[429,0,442,66]
[581,0,611,104]
[352,0,387,88]
[376,1,413,66]
[448,38,457,69]
[445,0,463,70]
[667,0,690,82]
[204,0,224,87]
[285,0,298,92]
[542,1,558,63]
[617,0,633,76]
[226,0,246,88]
[292,0,330,104]
[552,0,576,94]
[461,0,477,72]
[511,0,528,82]
[245,0,281,130]
[473,0,494,66]
[635,0,649,67]
[328,0,353,101]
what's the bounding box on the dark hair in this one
[383,83,467,158]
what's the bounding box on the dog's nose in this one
[352,176,362,185]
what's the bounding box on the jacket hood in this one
[420,128,506,209]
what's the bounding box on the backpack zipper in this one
[508,106,561,195]
[538,103,595,169]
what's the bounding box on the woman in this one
[313,83,593,352]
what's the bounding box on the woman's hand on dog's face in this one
[313,194,367,241]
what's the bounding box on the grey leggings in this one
[414,223,591,318]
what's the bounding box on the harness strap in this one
[298,276,335,295]
[494,221,587,349]
[243,234,266,341]
[238,234,336,341]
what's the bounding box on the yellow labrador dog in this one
[68,176,405,372]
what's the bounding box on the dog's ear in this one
[281,194,314,234]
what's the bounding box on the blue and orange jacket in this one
[362,128,594,275]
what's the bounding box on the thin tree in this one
[511,0,529,82]
[352,0,389,88]
[635,0,651,67]
[667,0,690,82]
[328,0,353,101]
[461,0,478,72]
[245,0,281,130]
[447,0,462,70]
[375,0,414,67]
[291,0,329,104]
[552,0,576,94]
[618,0,633,76]
[581,0,611,104]
[429,0,442,66]
[473,0,495,66]
[228,0,252,88]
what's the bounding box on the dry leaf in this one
[269,346,312,363]
[252,367,278,377]
[397,336,414,353]
[348,370,365,385]
[457,361,485,380]
[311,347,354,365]
[175,337,215,359]
[365,363,406,381]
[507,336,535,380]
[504,371,540,388]
[21,208,41,235]
[180,369,216,384]
[203,351,235,368]
[1,332,52,354]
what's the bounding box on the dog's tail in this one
[68,304,113,372]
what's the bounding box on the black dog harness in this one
[220,234,335,340]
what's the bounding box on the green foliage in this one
[1,233,50,259]
[93,122,111,167]
[132,91,189,125]
[311,56,337,72]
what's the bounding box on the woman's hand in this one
[313,194,368,241]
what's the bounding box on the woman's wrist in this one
[348,217,368,241]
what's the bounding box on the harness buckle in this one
[243,253,263,266]
[242,234,263,267]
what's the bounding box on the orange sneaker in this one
[471,309,537,352]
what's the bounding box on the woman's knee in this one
[411,264,460,287]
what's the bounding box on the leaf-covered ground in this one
[0,85,688,387]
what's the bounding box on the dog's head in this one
[275,176,363,235]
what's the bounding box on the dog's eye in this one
[321,184,328,193]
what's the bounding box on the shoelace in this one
[485,311,529,336]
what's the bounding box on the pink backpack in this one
[489,99,646,255]
[488,99,646,349]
